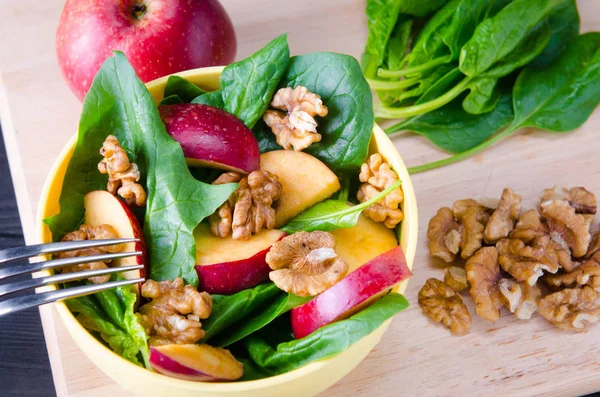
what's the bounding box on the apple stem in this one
[131,4,147,19]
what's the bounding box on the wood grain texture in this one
[1,0,600,396]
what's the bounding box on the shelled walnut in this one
[466,247,503,322]
[418,278,472,335]
[266,231,348,296]
[539,199,590,258]
[538,286,600,331]
[444,267,468,292]
[98,135,146,207]
[138,278,212,346]
[57,224,123,284]
[496,237,560,286]
[209,170,282,240]
[357,153,404,229]
[483,188,522,244]
[540,186,597,224]
[498,279,541,320]
[263,86,328,151]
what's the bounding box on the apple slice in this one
[259,150,340,227]
[159,104,260,174]
[194,223,285,294]
[331,214,399,273]
[291,246,411,339]
[150,344,243,381]
[84,190,148,287]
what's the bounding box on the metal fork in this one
[0,238,145,317]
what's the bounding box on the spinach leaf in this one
[66,275,149,368]
[386,15,413,71]
[391,90,513,153]
[163,75,206,103]
[242,293,409,376]
[45,52,238,286]
[397,0,449,17]
[191,90,224,108]
[213,293,311,347]
[530,0,580,68]
[221,34,289,128]
[462,77,500,115]
[201,283,282,342]
[159,95,184,105]
[364,0,404,77]
[282,53,374,175]
[408,33,600,174]
[510,32,600,132]
[459,0,567,77]
[282,179,402,233]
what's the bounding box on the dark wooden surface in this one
[0,128,55,396]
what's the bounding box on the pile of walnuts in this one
[420,186,600,335]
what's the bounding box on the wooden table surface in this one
[2,0,600,396]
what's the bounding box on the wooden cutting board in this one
[1,0,600,396]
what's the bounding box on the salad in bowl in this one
[39,34,417,396]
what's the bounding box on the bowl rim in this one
[35,66,419,392]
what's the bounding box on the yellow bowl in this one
[36,67,419,397]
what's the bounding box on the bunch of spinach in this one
[362,0,600,173]
[44,52,238,286]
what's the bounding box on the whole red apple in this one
[56,0,236,100]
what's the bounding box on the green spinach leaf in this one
[201,283,282,342]
[163,75,206,103]
[282,53,374,175]
[392,90,513,153]
[213,293,310,347]
[364,0,404,77]
[221,34,289,128]
[158,95,184,105]
[459,0,566,77]
[386,15,413,71]
[282,179,402,233]
[191,89,224,108]
[529,0,580,68]
[45,52,238,286]
[66,275,149,368]
[242,293,409,376]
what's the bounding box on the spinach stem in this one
[367,76,421,91]
[377,56,449,78]
[407,127,517,174]
[337,178,351,202]
[375,76,472,119]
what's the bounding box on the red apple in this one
[56,0,236,100]
[84,190,148,291]
[194,223,284,294]
[160,104,260,174]
[291,246,412,339]
[150,344,243,381]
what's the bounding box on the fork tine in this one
[0,251,143,280]
[0,264,144,297]
[0,278,144,317]
[0,238,139,265]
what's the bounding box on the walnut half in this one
[498,278,541,320]
[357,154,404,229]
[418,278,472,335]
[98,135,147,207]
[263,86,328,151]
[138,278,212,346]
[266,231,348,296]
[466,247,503,322]
[538,286,600,331]
[209,170,282,240]
[57,224,123,284]
[483,188,522,244]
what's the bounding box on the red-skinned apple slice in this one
[194,223,285,294]
[159,104,260,174]
[291,246,412,339]
[150,344,243,381]
[84,190,148,290]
